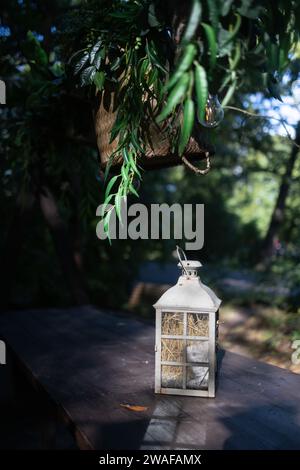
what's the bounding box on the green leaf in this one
[218,27,234,57]
[181,0,202,44]
[90,39,102,63]
[207,0,219,30]
[148,68,158,86]
[94,50,103,69]
[178,98,195,156]
[35,46,48,67]
[222,14,242,47]
[237,0,252,16]
[24,31,48,66]
[165,44,197,91]
[157,72,190,123]
[74,52,89,75]
[128,151,142,178]
[104,155,114,182]
[129,182,139,197]
[103,208,113,242]
[138,58,149,82]
[110,56,121,72]
[146,40,168,74]
[105,175,119,201]
[266,43,279,73]
[267,75,283,102]
[101,193,115,217]
[237,0,262,18]
[122,147,141,179]
[93,71,105,90]
[114,191,123,222]
[131,131,144,153]
[221,0,234,16]
[121,162,129,185]
[202,22,217,69]
[221,79,237,106]
[80,66,96,86]
[68,48,86,65]
[229,43,241,70]
[278,36,291,72]
[194,62,208,122]
[122,147,129,164]
[148,3,160,28]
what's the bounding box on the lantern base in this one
[155,387,215,398]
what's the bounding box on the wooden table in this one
[0,306,300,450]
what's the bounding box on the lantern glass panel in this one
[161,338,185,362]
[186,340,209,363]
[162,312,184,336]
[161,365,183,389]
[187,313,209,337]
[186,366,209,390]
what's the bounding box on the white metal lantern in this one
[153,247,221,398]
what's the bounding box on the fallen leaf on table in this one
[120,404,148,412]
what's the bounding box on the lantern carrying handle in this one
[176,245,189,276]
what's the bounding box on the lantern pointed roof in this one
[153,266,221,312]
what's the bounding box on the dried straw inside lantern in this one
[161,312,209,388]
[187,313,209,336]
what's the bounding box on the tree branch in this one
[224,105,300,149]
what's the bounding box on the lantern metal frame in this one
[154,247,220,398]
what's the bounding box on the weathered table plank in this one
[0,306,300,450]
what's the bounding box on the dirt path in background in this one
[219,303,300,374]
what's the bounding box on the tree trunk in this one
[38,185,89,305]
[260,122,300,259]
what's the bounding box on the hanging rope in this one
[182,151,211,175]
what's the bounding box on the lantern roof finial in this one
[153,246,221,312]
[176,245,202,278]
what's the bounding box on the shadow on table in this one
[221,402,300,450]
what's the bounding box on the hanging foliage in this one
[64,0,300,233]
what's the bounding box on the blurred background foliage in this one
[0,0,300,369]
